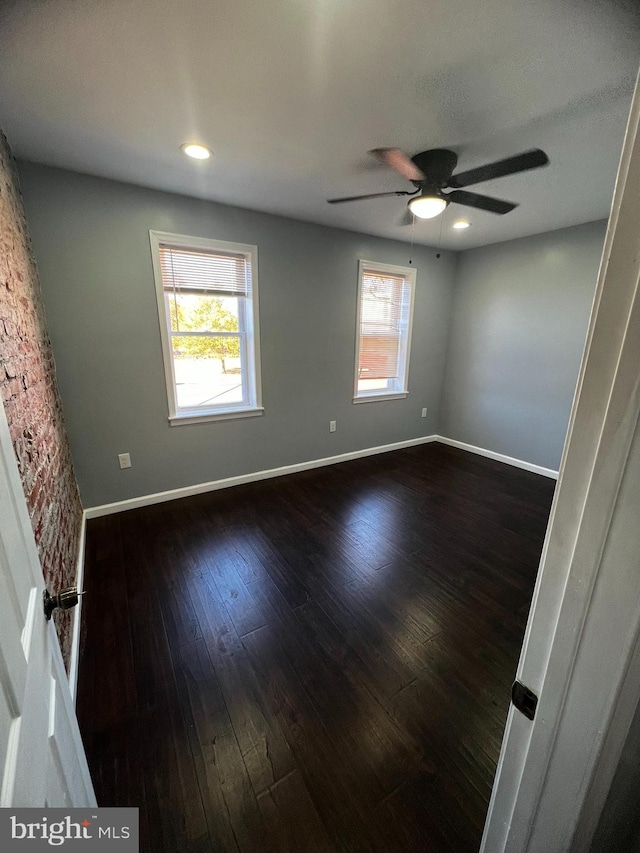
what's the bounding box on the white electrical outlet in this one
[421,407,428,418]
[329,420,337,433]
[118,452,132,469]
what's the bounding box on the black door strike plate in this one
[512,680,538,721]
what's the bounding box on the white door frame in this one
[482,70,640,852]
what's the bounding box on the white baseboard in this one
[85,435,439,519]
[68,510,87,705]
[435,435,559,479]
[84,433,557,521]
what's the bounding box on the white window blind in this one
[354,261,415,401]
[159,245,250,296]
[358,271,409,379]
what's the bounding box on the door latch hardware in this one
[512,680,538,721]
[43,587,84,621]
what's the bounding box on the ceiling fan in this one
[327,147,549,223]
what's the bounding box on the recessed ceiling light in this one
[181,143,212,160]
[452,219,471,230]
[408,195,448,219]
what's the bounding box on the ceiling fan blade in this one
[369,148,425,182]
[327,190,412,204]
[447,149,549,188]
[398,208,415,226]
[447,190,518,215]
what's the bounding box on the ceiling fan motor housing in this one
[411,149,459,187]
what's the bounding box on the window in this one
[150,231,262,424]
[354,260,415,402]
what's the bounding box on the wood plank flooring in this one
[76,442,555,852]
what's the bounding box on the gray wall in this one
[18,162,456,508]
[440,221,606,471]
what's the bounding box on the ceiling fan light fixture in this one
[181,142,212,160]
[408,195,448,219]
[452,219,471,229]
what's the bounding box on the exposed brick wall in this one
[0,130,83,668]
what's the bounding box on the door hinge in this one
[512,680,538,721]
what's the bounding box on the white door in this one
[0,398,95,807]
[482,71,640,852]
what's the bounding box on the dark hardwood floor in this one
[77,442,555,852]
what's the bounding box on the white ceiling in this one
[0,0,638,249]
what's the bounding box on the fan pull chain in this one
[409,214,415,265]
[436,211,444,259]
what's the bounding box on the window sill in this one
[353,392,409,404]
[169,407,264,426]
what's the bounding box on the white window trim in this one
[353,392,409,404]
[353,259,416,403]
[149,230,263,425]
